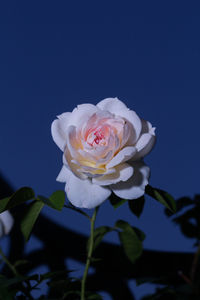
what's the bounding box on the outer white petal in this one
[134,120,156,160]
[111,161,150,199]
[97,97,128,112]
[119,110,142,143]
[68,104,99,128]
[0,211,14,236]
[64,168,111,209]
[92,163,133,186]
[56,165,69,182]
[107,146,136,169]
[51,112,71,151]
[97,97,142,143]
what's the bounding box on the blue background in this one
[1,1,200,299]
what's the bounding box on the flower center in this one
[86,128,107,147]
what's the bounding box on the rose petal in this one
[51,112,71,151]
[119,110,142,144]
[111,161,150,199]
[107,146,136,169]
[93,163,134,186]
[97,97,128,113]
[63,152,87,180]
[134,120,156,159]
[64,168,111,209]
[56,165,69,182]
[68,104,99,128]
[97,97,142,143]
[0,211,14,235]
[134,134,156,159]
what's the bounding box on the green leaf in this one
[87,226,113,252]
[39,191,65,211]
[132,227,146,241]
[21,200,44,241]
[145,185,176,213]
[115,220,143,263]
[64,204,91,220]
[0,187,35,213]
[128,196,145,218]
[49,190,65,211]
[109,193,127,209]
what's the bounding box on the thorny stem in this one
[81,207,98,300]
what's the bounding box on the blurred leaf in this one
[136,275,169,286]
[128,196,145,218]
[40,270,73,282]
[179,221,197,238]
[0,274,38,288]
[132,227,146,241]
[21,200,44,242]
[109,193,127,209]
[0,187,35,213]
[115,220,143,263]
[87,226,113,252]
[194,194,200,204]
[176,197,193,212]
[0,287,17,300]
[86,292,102,300]
[13,260,29,268]
[145,185,176,213]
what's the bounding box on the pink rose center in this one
[86,126,108,147]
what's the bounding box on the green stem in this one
[0,247,18,276]
[81,207,98,300]
[0,247,34,299]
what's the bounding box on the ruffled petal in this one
[51,112,71,151]
[107,146,136,169]
[97,97,142,144]
[119,110,142,144]
[64,168,111,208]
[92,163,133,186]
[111,161,150,199]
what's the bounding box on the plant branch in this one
[81,206,98,300]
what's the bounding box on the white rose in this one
[0,211,14,237]
[51,98,156,209]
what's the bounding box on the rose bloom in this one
[51,98,155,209]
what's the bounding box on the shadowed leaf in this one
[128,196,145,218]
[109,193,127,209]
[21,200,44,242]
[0,187,35,213]
[146,185,176,213]
[115,220,143,263]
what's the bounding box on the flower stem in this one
[0,247,18,276]
[81,207,98,300]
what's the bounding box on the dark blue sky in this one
[1,1,200,299]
